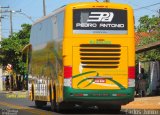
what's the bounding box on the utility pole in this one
[0,6,9,45]
[0,6,9,91]
[9,10,21,36]
[0,6,2,91]
[159,9,160,18]
[2,9,21,36]
[10,10,13,35]
[43,0,46,16]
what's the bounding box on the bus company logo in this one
[87,12,114,22]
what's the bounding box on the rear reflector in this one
[74,94,85,97]
[128,79,135,87]
[64,66,72,78]
[64,78,72,87]
[64,66,72,87]
[112,94,127,97]
[117,94,127,96]
[128,67,135,79]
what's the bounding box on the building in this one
[135,32,160,95]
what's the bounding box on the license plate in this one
[94,78,106,83]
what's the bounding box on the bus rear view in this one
[29,2,135,112]
[63,2,135,111]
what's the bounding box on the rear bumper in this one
[63,87,134,105]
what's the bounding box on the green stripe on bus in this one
[72,71,96,79]
[72,71,125,90]
[107,78,126,90]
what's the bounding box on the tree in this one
[136,15,160,61]
[137,15,160,33]
[0,24,31,75]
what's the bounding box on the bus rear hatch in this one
[72,44,128,90]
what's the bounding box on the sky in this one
[0,0,160,38]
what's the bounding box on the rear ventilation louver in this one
[80,44,121,69]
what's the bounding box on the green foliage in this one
[137,15,160,32]
[136,48,160,62]
[138,36,159,47]
[136,15,160,62]
[0,24,31,75]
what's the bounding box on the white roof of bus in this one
[32,6,65,26]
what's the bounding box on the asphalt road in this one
[0,91,160,115]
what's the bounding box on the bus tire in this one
[56,102,61,112]
[35,100,47,108]
[51,87,57,111]
[53,88,63,112]
[31,85,34,101]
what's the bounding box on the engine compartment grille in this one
[80,44,121,69]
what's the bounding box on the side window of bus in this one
[57,11,64,39]
[53,15,58,39]
[28,45,32,74]
[52,11,64,40]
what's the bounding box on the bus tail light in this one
[128,67,135,87]
[64,66,72,87]
[128,67,135,79]
[64,66,72,78]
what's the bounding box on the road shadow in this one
[29,105,133,115]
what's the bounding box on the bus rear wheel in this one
[35,100,47,108]
[51,91,64,112]
[50,88,57,111]
[51,99,57,111]
[51,97,63,112]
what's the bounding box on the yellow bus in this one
[28,2,135,112]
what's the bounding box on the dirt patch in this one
[122,96,160,109]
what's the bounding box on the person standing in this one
[137,68,148,97]
[5,76,9,91]
[137,68,145,79]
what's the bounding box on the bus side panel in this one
[29,11,65,102]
